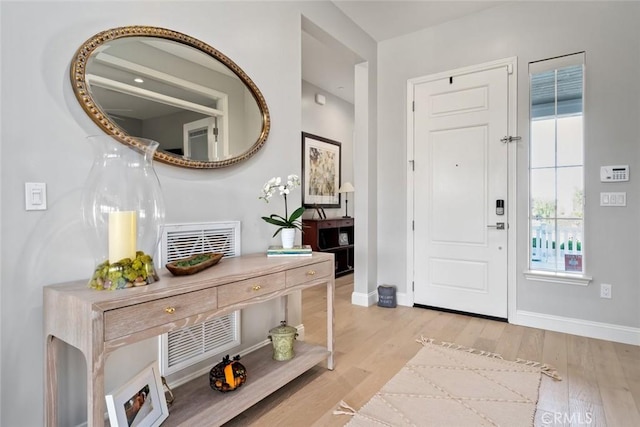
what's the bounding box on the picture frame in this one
[105,362,169,427]
[339,232,350,246]
[302,132,341,208]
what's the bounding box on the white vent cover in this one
[159,221,240,266]
[159,221,241,376]
[160,311,241,376]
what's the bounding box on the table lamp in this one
[338,182,355,218]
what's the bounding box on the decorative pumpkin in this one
[209,355,247,392]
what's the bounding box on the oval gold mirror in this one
[71,26,270,168]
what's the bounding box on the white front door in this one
[412,64,511,318]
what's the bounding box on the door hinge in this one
[412,220,415,231]
[412,101,415,112]
[409,160,414,171]
[412,281,415,291]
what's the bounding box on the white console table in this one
[44,252,335,426]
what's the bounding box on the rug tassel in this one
[516,358,562,381]
[416,336,434,346]
[418,336,562,374]
[540,365,562,381]
[333,400,357,416]
[419,338,506,360]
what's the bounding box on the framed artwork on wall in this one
[105,362,169,427]
[302,132,341,208]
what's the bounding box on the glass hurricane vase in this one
[82,135,165,290]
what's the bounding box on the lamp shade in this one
[338,182,355,193]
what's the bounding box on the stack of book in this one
[266,245,312,257]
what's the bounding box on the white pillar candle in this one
[108,211,137,263]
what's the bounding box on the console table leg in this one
[88,354,105,426]
[327,279,335,370]
[45,335,59,427]
[283,294,289,324]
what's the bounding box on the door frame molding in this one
[406,56,518,322]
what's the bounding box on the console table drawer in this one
[218,272,285,307]
[286,261,332,287]
[104,288,218,341]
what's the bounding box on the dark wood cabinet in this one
[303,218,354,277]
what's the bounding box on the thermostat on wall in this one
[600,165,629,182]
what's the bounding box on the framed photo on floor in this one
[302,132,341,208]
[105,362,169,427]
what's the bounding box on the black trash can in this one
[377,285,397,308]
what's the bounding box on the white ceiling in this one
[302,1,505,104]
[332,1,504,43]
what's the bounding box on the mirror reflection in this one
[72,27,270,168]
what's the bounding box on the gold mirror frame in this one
[71,26,270,169]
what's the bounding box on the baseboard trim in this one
[352,291,412,308]
[351,291,377,307]
[295,323,305,341]
[513,310,640,345]
[396,292,411,307]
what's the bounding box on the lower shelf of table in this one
[163,341,330,426]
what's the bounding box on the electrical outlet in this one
[600,283,612,299]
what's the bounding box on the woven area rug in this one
[336,337,561,427]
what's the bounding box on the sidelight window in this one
[529,52,585,274]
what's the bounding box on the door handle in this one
[487,222,505,230]
[500,136,522,143]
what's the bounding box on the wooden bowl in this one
[166,252,223,276]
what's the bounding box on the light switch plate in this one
[600,192,626,207]
[25,182,47,211]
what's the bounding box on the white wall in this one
[302,79,355,219]
[378,2,640,332]
[0,2,376,426]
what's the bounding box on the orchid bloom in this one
[259,174,304,237]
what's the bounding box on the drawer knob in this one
[252,285,262,291]
[307,270,316,276]
[165,307,176,314]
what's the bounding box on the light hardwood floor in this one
[224,275,640,426]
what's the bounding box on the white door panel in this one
[413,66,509,318]
[429,258,488,292]
[431,126,487,244]
[430,85,488,116]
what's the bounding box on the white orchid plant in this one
[259,174,305,237]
